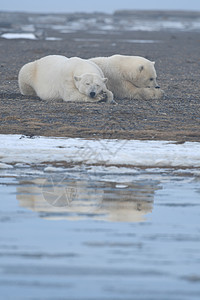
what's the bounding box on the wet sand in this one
[0,11,200,141]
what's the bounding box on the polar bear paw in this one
[140,87,165,100]
[97,90,115,103]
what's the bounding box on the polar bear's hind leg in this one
[18,62,37,96]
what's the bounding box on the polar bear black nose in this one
[90,91,96,98]
[155,85,160,89]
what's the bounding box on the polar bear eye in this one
[150,78,154,81]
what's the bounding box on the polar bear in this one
[90,54,164,100]
[18,55,113,103]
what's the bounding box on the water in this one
[0,165,200,299]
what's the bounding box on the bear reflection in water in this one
[17,178,161,222]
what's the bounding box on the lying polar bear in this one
[18,55,113,103]
[90,54,164,100]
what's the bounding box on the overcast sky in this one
[1,0,200,13]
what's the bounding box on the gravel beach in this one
[0,11,200,141]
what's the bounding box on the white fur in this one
[18,55,113,102]
[90,54,164,100]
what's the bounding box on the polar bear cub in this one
[90,54,164,100]
[18,55,113,102]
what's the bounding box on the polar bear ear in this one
[139,65,144,72]
[152,61,155,65]
[74,76,81,82]
[103,78,108,83]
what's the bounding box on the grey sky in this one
[1,0,200,13]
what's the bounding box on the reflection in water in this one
[17,177,161,222]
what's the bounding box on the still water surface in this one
[0,167,200,299]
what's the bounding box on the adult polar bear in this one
[18,55,113,103]
[90,54,164,100]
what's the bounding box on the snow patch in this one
[1,33,36,39]
[0,135,200,168]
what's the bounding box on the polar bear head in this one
[74,73,108,99]
[126,57,160,89]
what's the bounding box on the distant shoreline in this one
[1,9,200,15]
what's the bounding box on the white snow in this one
[1,33,36,39]
[0,163,13,169]
[115,184,128,188]
[45,37,62,41]
[0,134,200,168]
[122,39,160,43]
[73,38,159,43]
